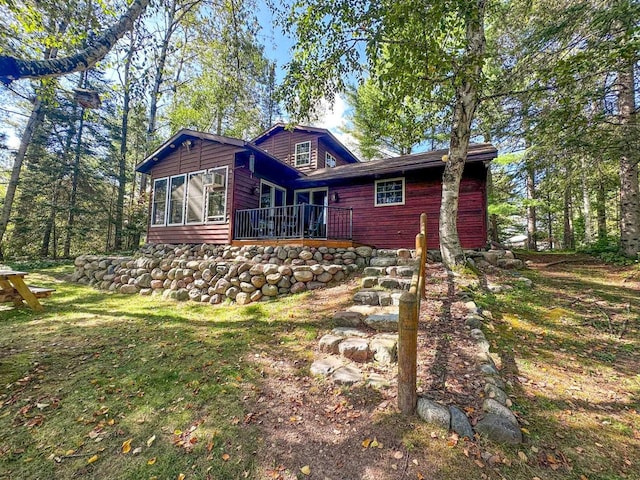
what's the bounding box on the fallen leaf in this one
[417,473,425,480]
[147,435,156,447]
[370,438,380,448]
[393,451,404,460]
[148,457,157,465]
[133,447,142,455]
[87,455,98,464]
[107,419,115,425]
[517,451,527,462]
[65,449,75,456]
[122,439,132,454]
[177,474,185,480]
[362,438,371,448]
[579,475,588,480]
[300,465,311,475]
[222,453,230,461]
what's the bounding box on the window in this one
[295,141,311,166]
[260,180,286,209]
[186,172,205,223]
[151,178,168,226]
[325,152,336,168]
[205,166,228,222]
[375,178,405,206]
[168,175,186,224]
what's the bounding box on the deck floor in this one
[231,239,359,249]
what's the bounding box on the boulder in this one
[475,414,523,444]
[416,398,450,429]
[293,270,314,282]
[331,365,363,384]
[310,356,343,376]
[449,406,474,439]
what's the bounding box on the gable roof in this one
[135,129,303,177]
[252,123,361,164]
[295,143,497,186]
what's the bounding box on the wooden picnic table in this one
[0,270,54,311]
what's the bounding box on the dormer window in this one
[295,141,311,166]
[325,152,336,168]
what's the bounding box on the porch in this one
[232,204,354,247]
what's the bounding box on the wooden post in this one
[420,213,427,299]
[415,232,425,302]
[398,290,418,415]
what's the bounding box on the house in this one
[135,124,497,249]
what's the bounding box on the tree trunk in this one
[0,0,150,83]
[580,157,593,245]
[596,178,607,242]
[146,0,177,149]
[525,156,537,251]
[563,179,574,250]
[63,107,86,257]
[114,31,136,251]
[486,166,499,242]
[617,64,640,257]
[439,0,486,268]
[0,99,45,257]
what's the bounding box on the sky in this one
[256,1,354,140]
[1,1,354,156]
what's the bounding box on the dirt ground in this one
[248,263,491,480]
[246,254,640,480]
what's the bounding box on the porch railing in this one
[234,204,353,241]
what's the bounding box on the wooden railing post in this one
[398,290,418,415]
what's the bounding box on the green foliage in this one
[579,238,640,266]
[343,79,448,159]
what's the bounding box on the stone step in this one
[364,313,399,332]
[353,286,410,307]
[317,330,398,365]
[360,276,412,291]
[345,304,397,316]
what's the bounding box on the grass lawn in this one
[0,256,638,480]
[0,263,327,479]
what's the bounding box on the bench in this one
[0,285,55,302]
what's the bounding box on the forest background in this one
[0,0,637,263]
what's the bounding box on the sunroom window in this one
[205,166,228,222]
[151,178,168,226]
[168,175,186,224]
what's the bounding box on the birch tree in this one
[277,0,489,268]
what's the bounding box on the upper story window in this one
[295,141,311,166]
[375,177,405,206]
[325,152,336,168]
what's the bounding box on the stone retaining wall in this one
[72,243,393,305]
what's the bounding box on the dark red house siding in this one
[146,139,243,244]
[327,164,488,249]
[254,130,321,174]
[318,138,352,169]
